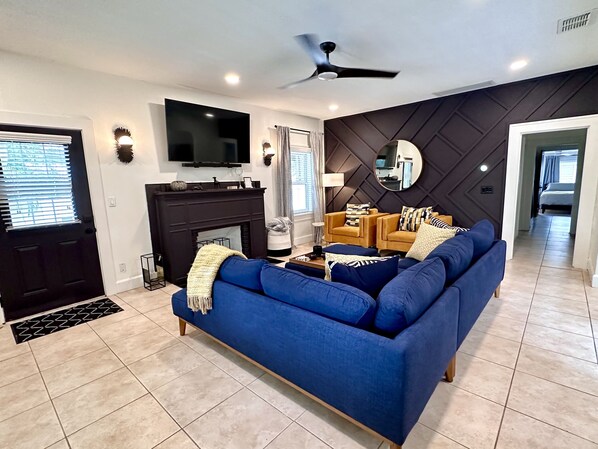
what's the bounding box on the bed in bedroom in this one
[540,182,575,213]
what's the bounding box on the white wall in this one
[0,51,321,295]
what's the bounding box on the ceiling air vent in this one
[557,10,594,33]
[433,81,496,97]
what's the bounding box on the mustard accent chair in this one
[325,209,388,248]
[377,213,453,252]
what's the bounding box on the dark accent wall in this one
[324,65,598,231]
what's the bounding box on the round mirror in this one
[374,140,423,191]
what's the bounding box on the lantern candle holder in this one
[140,253,166,291]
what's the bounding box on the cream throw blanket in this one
[187,244,246,314]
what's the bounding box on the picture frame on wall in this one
[243,177,253,189]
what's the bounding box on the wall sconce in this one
[114,127,134,164]
[263,141,275,166]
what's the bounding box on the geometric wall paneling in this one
[325,65,598,233]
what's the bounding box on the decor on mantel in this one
[263,141,275,166]
[170,180,187,191]
[243,177,253,188]
[113,127,134,163]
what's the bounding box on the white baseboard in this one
[592,274,598,288]
[115,275,143,294]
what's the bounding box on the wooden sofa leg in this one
[445,355,456,383]
[179,318,187,336]
[494,283,501,298]
[388,443,402,449]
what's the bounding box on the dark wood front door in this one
[0,124,104,320]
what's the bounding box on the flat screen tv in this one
[165,99,250,164]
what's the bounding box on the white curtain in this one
[276,126,294,246]
[309,131,325,223]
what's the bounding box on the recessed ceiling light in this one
[205,113,214,118]
[224,73,240,85]
[328,104,339,112]
[510,59,528,71]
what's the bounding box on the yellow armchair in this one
[377,213,453,252]
[325,208,388,248]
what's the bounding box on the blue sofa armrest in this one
[452,240,506,347]
[173,280,458,445]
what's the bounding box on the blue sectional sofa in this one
[171,219,505,448]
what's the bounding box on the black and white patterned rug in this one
[11,297,123,344]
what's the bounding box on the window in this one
[0,132,78,230]
[291,149,315,215]
[559,155,577,183]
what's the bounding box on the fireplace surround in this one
[145,182,267,285]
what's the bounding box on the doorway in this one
[503,114,598,273]
[516,129,586,237]
[0,124,104,320]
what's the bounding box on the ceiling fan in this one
[280,34,399,89]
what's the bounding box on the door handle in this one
[84,227,96,234]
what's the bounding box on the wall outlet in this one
[108,196,117,207]
[481,186,494,194]
[119,263,126,273]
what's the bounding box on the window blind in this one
[0,131,78,230]
[291,149,314,215]
[559,155,577,183]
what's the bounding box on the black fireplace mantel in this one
[145,182,267,285]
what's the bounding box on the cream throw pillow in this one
[324,253,384,281]
[406,222,457,261]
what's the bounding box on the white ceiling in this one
[1,0,597,119]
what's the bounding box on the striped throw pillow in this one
[429,216,469,232]
[345,203,370,227]
[399,206,434,232]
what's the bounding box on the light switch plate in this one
[108,196,117,207]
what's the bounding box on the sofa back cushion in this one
[330,256,400,297]
[374,258,446,336]
[425,235,474,284]
[218,256,267,292]
[460,219,494,260]
[261,265,376,328]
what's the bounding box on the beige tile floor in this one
[1,215,598,448]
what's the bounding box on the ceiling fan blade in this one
[336,67,399,79]
[278,71,318,89]
[294,34,327,66]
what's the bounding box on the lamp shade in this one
[323,173,344,187]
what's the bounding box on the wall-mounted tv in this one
[165,99,250,164]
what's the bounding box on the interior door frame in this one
[503,114,598,274]
[0,111,117,315]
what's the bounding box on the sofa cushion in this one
[330,256,400,297]
[399,206,434,232]
[374,258,446,335]
[261,265,376,328]
[388,230,417,243]
[425,235,474,284]
[406,223,457,261]
[324,253,388,281]
[345,203,370,227]
[398,257,419,270]
[460,219,494,260]
[332,226,360,237]
[323,244,378,257]
[217,256,267,292]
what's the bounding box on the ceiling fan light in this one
[317,71,338,81]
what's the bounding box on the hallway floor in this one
[1,215,597,449]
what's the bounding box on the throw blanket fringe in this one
[187,244,246,314]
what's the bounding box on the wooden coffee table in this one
[288,252,325,271]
